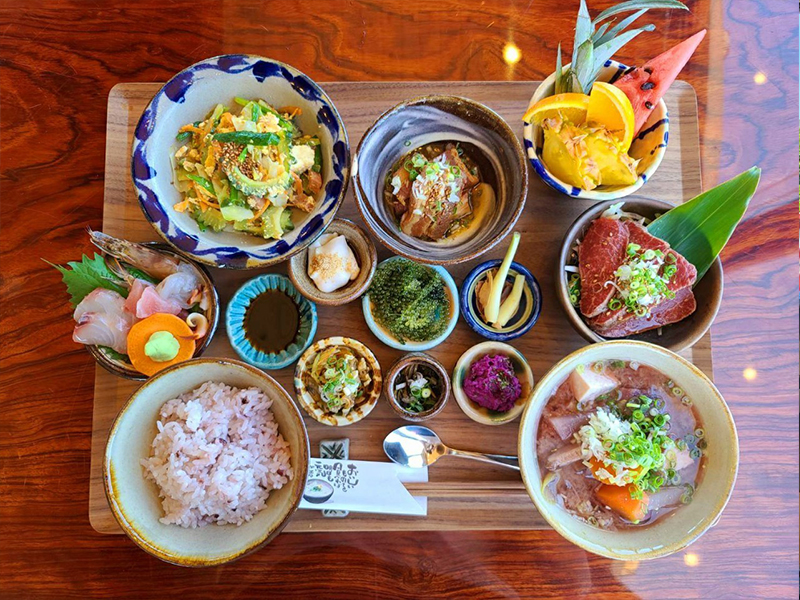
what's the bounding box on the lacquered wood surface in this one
[0,1,797,598]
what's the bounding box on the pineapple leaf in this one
[555,43,564,94]
[573,0,594,67]
[594,9,647,45]
[573,38,596,94]
[593,0,688,25]
[594,21,612,42]
[588,24,655,84]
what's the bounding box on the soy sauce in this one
[243,290,299,354]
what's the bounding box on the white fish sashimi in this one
[124,279,155,315]
[72,289,135,354]
[155,271,201,310]
[135,285,182,319]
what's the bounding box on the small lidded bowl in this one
[557,199,723,353]
[288,218,377,305]
[294,336,382,426]
[460,259,542,341]
[226,274,317,370]
[385,353,451,422]
[524,60,668,201]
[452,341,533,426]
[353,95,528,265]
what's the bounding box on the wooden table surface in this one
[0,1,797,598]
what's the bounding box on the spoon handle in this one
[447,448,520,470]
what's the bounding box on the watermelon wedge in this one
[614,30,707,135]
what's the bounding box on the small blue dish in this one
[226,274,317,369]
[460,260,541,342]
[362,256,459,351]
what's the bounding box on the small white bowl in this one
[104,358,309,566]
[362,256,459,351]
[518,341,739,560]
[523,60,669,201]
[452,341,533,425]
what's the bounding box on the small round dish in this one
[89,242,220,381]
[293,336,382,426]
[385,353,451,422]
[460,259,542,342]
[452,341,533,426]
[353,95,528,265]
[362,256,459,351]
[557,198,723,353]
[226,274,317,370]
[523,60,668,201]
[288,218,377,306]
[132,54,350,269]
[518,341,738,560]
[104,357,309,567]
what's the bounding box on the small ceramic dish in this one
[524,60,668,201]
[132,54,350,269]
[362,256,459,351]
[385,353,451,422]
[352,95,528,265]
[288,218,377,306]
[557,199,723,353]
[518,340,739,560]
[460,259,542,342]
[452,341,533,426]
[89,242,219,381]
[104,357,310,566]
[294,336,382,426]
[226,274,317,369]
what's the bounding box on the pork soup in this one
[536,359,706,530]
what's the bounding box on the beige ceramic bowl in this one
[288,218,378,306]
[385,352,451,422]
[518,341,738,560]
[294,336,382,426]
[104,358,309,567]
[452,341,533,425]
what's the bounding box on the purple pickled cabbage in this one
[463,354,522,412]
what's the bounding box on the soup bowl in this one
[518,341,738,560]
[352,95,528,265]
[104,358,310,566]
[132,54,350,269]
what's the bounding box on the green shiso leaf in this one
[648,167,761,280]
[45,253,127,307]
[592,0,688,25]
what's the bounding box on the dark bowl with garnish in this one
[352,95,528,265]
[385,353,451,422]
[557,199,723,353]
[226,274,317,369]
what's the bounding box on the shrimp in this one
[88,229,182,280]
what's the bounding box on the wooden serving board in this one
[89,81,709,534]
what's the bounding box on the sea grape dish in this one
[567,202,698,338]
[171,97,322,240]
[384,141,496,243]
[537,359,705,530]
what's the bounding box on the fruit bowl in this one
[524,60,668,201]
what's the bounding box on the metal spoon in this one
[383,425,519,470]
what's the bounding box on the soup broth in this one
[536,360,706,530]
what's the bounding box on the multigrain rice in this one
[141,381,293,527]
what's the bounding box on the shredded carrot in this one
[218,112,234,128]
[279,106,303,118]
[204,146,216,172]
[291,172,304,197]
[192,181,214,200]
[173,200,193,213]
[250,198,272,221]
[179,124,206,135]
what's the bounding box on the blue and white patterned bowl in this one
[132,55,350,269]
[362,257,459,351]
[460,259,541,342]
[523,60,669,201]
[226,274,317,369]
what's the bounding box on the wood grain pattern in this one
[0,1,797,598]
[88,80,709,535]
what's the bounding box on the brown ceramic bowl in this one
[352,95,528,265]
[288,218,377,306]
[557,199,723,353]
[385,353,450,422]
[104,358,309,566]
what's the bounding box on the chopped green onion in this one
[672,387,684,397]
[665,252,677,264]
[694,428,705,439]
[608,298,622,310]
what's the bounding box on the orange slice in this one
[586,82,636,152]
[522,93,590,126]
